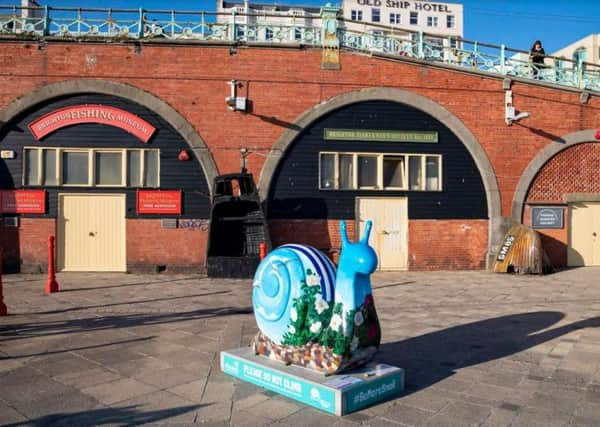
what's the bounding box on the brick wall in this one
[126,219,207,272]
[3,218,57,273]
[0,41,598,271]
[409,220,488,270]
[525,142,600,268]
[0,42,597,219]
[527,143,600,202]
[270,219,488,270]
[269,219,355,264]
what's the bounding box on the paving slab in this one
[2,268,600,425]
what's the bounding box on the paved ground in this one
[1,268,600,426]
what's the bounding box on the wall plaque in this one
[0,190,46,214]
[137,190,182,215]
[324,129,438,143]
[531,207,564,229]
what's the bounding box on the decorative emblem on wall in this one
[251,220,381,375]
[320,5,340,70]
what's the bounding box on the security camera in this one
[226,96,236,109]
[505,110,531,126]
[512,112,531,121]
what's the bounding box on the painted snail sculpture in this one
[252,220,381,375]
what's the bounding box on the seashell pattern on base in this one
[251,220,382,375]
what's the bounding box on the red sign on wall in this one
[28,105,156,143]
[0,190,46,214]
[136,190,182,215]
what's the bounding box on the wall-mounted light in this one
[505,90,531,126]
[240,147,248,173]
[226,80,247,112]
[178,149,191,161]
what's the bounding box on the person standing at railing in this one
[529,40,546,79]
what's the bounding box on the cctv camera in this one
[513,112,531,121]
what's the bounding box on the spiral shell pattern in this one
[252,244,336,345]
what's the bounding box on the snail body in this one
[252,220,381,374]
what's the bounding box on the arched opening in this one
[258,88,501,270]
[0,80,219,273]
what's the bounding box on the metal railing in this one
[0,5,598,92]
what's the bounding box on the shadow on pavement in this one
[5,403,206,427]
[59,275,209,292]
[0,306,253,341]
[36,290,232,315]
[0,336,155,359]
[378,311,600,394]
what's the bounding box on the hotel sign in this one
[324,129,438,143]
[28,105,156,143]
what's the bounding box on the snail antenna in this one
[361,220,373,244]
[340,220,350,248]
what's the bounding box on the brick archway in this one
[511,129,599,223]
[257,87,502,266]
[0,79,219,194]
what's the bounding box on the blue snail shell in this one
[252,244,336,345]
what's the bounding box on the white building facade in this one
[551,34,600,65]
[342,0,462,39]
[217,0,464,47]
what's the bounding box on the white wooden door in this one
[568,202,600,266]
[357,197,408,271]
[58,194,126,271]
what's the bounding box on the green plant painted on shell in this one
[281,269,333,346]
[280,269,381,357]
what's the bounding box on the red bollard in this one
[259,242,267,260]
[45,235,59,294]
[0,248,7,316]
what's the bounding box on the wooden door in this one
[569,202,600,266]
[357,197,408,270]
[58,194,126,271]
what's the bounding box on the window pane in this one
[25,149,39,186]
[383,156,405,188]
[62,152,88,185]
[358,155,377,188]
[339,154,353,189]
[426,156,440,190]
[144,150,159,187]
[95,152,122,186]
[320,154,335,189]
[409,156,422,190]
[43,150,57,186]
[127,150,141,187]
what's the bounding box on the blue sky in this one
[12,0,600,53]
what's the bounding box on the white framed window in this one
[265,28,273,41]
[427,16,438,27]
[23,147,160,188]
[319,152,442,191]
[235,25,245,40]
[446,15,455,28]
[371,8,381,23]
[351,10,363,21]
[389,13,401,25]
[410,12,418,25]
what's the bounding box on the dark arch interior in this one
[0,93,211,219]
[267,100,488,220]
